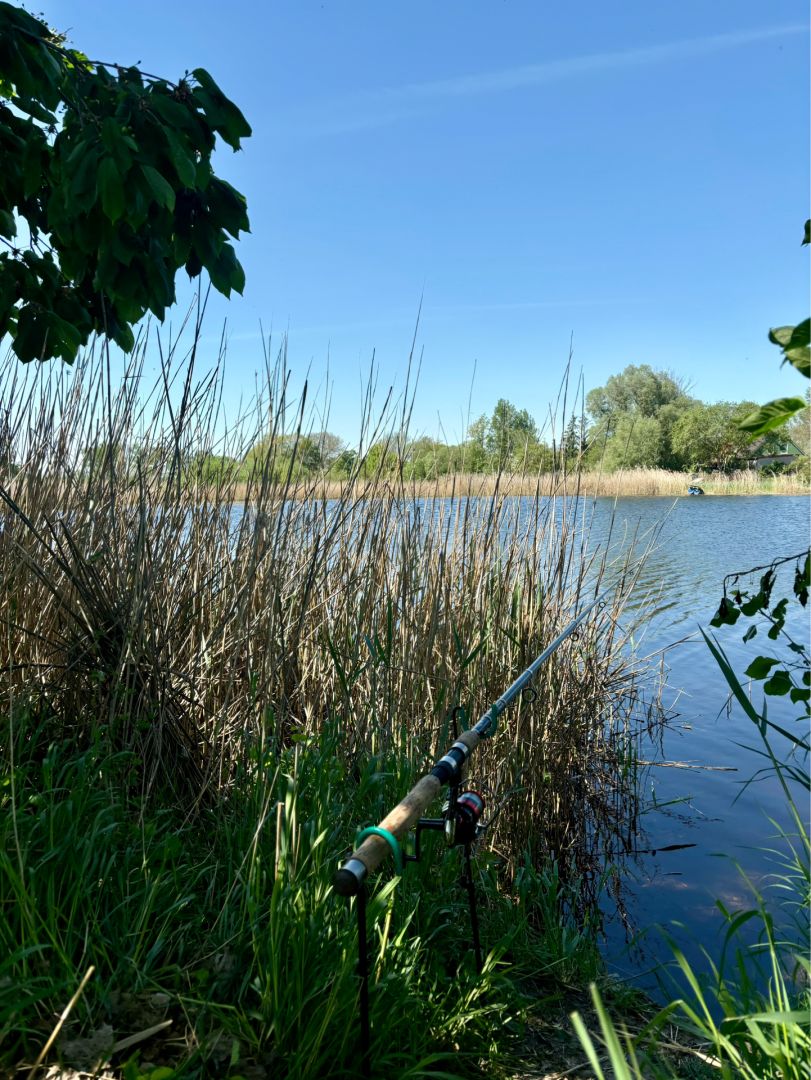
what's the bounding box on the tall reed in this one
[0,323,662,1073]
[0,326,657,872]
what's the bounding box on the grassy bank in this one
[0,338,661,1076]
[1,711,585,1076]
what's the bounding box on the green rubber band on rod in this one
[355,826,404,876]
[482,704,499,738]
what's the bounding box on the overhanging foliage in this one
[0,2,250,363]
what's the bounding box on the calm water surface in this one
[572,495,809,995]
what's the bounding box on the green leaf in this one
[738,398,808,435]
[804,219,810,246]
[794,556,810,607]
[768,325,795,348]
[784,346,810,377]
[185,250,203,279]
[21,137,44,198]
[0,210,16,239]
[790,686,810,705]
[771,598,788,622]
[162,128,197,188]
[101,117,135,172]
[140,165,176,211]
[769,320,810,376]
[13,94,55,125]
[763,668,792,696]
[711,596,741,627]
[788,318,810,349]
[206,177,250,237]
[68,143,101,211]
[191,70,252,149]
[740,593,764,617]
[109,316,135,353]
[206,242,245,297]
[13,304,50,363]
[744,656,779,680]
[98,157,125,223]
[147,91,197,136]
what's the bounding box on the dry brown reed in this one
[246,467,807,501]
[0,325,662,881]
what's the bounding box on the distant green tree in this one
[329,448,357,479]
[599,414,664,471]
[561,413,588,461]
[191,452,239,484]
[523,440,556,472]
[405,437,465,479]
[655,401,695,469]
[405,436,437,480]
[310,431,346,468]
[465,415,490,472]
[359,441,398,479]
[80,442,121,478]
[586,364,691,421]
[295,437,323,474]
[586,364,693,470]
[464,401,551,472]
[671,401,758,471]
[487,398,538,467]
[0,2,250,363]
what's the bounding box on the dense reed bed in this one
[266,467,808,501]
[0,327,664,1076]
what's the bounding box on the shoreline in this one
[222,467,808,502]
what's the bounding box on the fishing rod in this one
[333,588,609,1077]
[334,588,608,896]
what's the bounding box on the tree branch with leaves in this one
[739,220,810,436]
[0,2,251,363]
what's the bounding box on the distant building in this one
[746,436,805,470]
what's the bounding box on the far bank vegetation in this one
[161,363,809,497]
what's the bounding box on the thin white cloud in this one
[287,23,807,135]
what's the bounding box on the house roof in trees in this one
[748,436,805,458]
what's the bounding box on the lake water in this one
[573,495,810,997]
[237,490,809,992]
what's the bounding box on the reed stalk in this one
[0,323,664,1074]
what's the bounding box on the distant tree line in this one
[391,364,807,480]
[97,364,804,485]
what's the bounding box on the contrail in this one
[288,23,808,135]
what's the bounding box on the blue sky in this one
[46,1,810,443]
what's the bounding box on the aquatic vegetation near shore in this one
[229,466,809,501]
